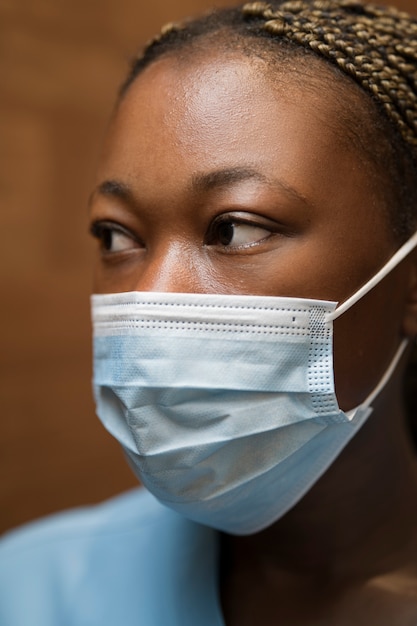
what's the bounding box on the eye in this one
[205,213,276,249]
[90,221,141,254]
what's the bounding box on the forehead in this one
[98,50,383,227]
[110,49,345,150]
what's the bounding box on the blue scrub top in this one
[0,489,225,626]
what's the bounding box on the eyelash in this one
[205,213,278,249]
[90,220,141,253]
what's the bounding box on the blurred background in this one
[1,0,416,535]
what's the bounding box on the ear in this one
[402,251,417,338]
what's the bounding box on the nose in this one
[134,242,209,294]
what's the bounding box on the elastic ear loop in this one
[325,230,417,409]
[326,230,417,322]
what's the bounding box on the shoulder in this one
[0,488,174,575]
[1,488,171,551]
[0,489,222,626]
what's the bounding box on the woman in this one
[2,1,417,624]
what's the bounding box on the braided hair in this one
[244,1,417,150]
[120,0,417,424]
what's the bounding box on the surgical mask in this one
[92,231,417,535]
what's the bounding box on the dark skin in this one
[90,49,417,624]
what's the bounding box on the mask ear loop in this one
[361,339,409,409]
[325,230,417,323]
[325,230,417,409]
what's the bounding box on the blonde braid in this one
[242,0,417,150]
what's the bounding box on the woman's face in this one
[90,50,411,410]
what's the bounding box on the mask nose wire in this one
[325,230,417,323]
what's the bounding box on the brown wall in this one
[1,0,416,535]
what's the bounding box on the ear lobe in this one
[402,252,417,338]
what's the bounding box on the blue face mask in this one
[91,232,417,535]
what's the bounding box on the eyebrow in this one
[92,180,132,202]
[191,166,268,191]
[191,166,311,208]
